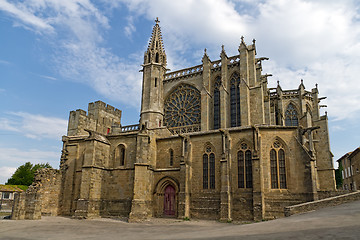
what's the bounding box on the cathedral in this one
[13,20,337,221]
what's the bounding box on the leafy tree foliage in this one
[335,162,343,189]
[6,162,52,186]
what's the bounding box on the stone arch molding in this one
[153,176,180,194]
[203,142,217,154]
[235,138,252,150]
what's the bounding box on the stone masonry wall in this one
[11,168,61,220]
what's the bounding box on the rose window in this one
[164,84,201,127]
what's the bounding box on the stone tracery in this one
[164,84,201,128]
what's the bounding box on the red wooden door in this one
[164,185,175,216]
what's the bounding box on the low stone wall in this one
[284,191,360,217]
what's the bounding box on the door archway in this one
[164,185,176,216]
[153,177,179,218]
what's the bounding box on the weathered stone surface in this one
[12,20,338,222]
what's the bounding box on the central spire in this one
[144,18,166,66]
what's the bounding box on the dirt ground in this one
[1,200,360,240]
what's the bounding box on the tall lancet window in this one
[270,141,287,189]
[214,77,221,130]
[285,103,298,126]
[203,146,216,189]
[230,73,241,127]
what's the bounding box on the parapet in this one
[88,100,122,118]
[67,101,122,136]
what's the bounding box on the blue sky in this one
[0,0,359,184]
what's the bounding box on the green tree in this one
[6,162,52,186]
[335,162,343,189]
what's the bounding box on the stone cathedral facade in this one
[13,20,337,221]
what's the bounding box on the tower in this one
[140,18,167,129]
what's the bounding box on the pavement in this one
[1,200,360,240]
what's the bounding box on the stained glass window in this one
[164,84,201,127]
[238,144,252,188]
[285,103,298,126]
[214,77,221,129]
[203,146,215,189]
[209,153,215,189]
[230,74,241,127]
[270,141,287,189]
[203,154,208,189]
[238,150,245,188]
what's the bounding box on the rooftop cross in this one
[155,17,160,24]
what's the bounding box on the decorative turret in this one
[140,18,167,129]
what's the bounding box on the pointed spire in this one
[239,35,247,50]
[220,45,228,58]
[276,80,282,92]
[147,18,165,52]
[202,48,210,63]
[144,18,167,65]
[299,78,305,90]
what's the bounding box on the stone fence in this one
[284,191,360,217]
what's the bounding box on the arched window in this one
[230,73,241,127]
[238,143,252,188]
[270,141,287,189]
[115,144,126,167]
[209,153,215,189]
[203,154,208,189]
[285,103,298,126]
[203,146,215,189]
[214,77,221,129]
[169,149,174,166]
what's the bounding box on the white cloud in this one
[118,0,360,121]
[0,0,54,33]
[0,112,67,140]
[0,148,60,184]
[0,59,11,65]
[0,0,142,106]
[1,0,359,121]
[0,166,16,184]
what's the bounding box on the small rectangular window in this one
[155,78,157,87]
[3,192,10,199]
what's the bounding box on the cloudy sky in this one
[0,0,359,184]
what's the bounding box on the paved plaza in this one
[1,200,360,240]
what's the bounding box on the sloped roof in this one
[0,185,25,192]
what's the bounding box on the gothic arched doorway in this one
[164,185,176,216]
[153,177,179,218]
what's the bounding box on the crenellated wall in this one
[68,101,122,136]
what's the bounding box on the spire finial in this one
[204,48,207,54]
[155,17,160,24]
[241,36,244,42]
[252,38,256,44]
[316,83,318,89]
[222,45,224,51]
[301,79,303,84]
[277,80,280,86]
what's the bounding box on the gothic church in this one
[15,20,337,221]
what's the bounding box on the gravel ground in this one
[1,200,360,240]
